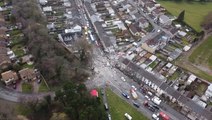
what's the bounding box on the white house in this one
[205,84,212,98]
[145,3,156,12]
[186,74,196,85]
[39,0,48,5]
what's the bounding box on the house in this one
[159,15,172,26]
[0,47,11,69]
[43,6,52,12]
[65,24,82,34]
[141,33,166,53]
[129,24,140,36]
[145,2,156,12]
[19,68,37,82]
[151,9,163,17]
[186,74,197,85]
[39,0,48,5]
[7,50,15,60]
[138,18,149,29]
[205,84,212,98]
[141,41,157,53]
[1,70,19,85]
[21,54,33,64]
[58,32,81,45]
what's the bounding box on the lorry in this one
[130,89,138,99]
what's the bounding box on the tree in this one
[176,10,185,22]
[55,82,107,120]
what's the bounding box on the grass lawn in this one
[149,61,158,69]
[168,70,181,81]
[158,1,212,32]
[12,44,25,57]
[10,34,24,46]
[22,83,33,93]
[106,89,149,120]
[0,1,4,6]
[189,36,212,69]
[38,80,49,92]
[22,63,34,69]
[195,83,208,96]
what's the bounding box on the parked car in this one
[37,79,41,84]
[108,114,112,120]
[152,104,160,111]
[152,113,159,120]
[121,77,126,81]
[101,88,104,95]
[124,113,132,120]
[13,84,16,89]
[122,92,130,99]
[148,105,156,112]
[104,103,109,110]
[145,95,150,101]
[131,85,137,91]
[133,102,140,108]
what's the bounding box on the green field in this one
[106,89,149,120]
[189,36,212,69]
[158,1,212,32]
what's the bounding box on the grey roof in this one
[94,22,112,47]
[160,15,170,23]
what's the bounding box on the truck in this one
[130,89,138,99]
[159,112,170,120]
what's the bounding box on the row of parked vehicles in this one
[121,85,169,120]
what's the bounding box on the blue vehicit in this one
[122,93,130,99]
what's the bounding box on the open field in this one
[189,36,212,69]
[106,89,149,120]
[158,1,212,32]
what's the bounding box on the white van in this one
[124,113,132,120]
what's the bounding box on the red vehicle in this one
[159,112,170,120]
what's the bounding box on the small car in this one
[133,102,140,108]
[122,93,130,99]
